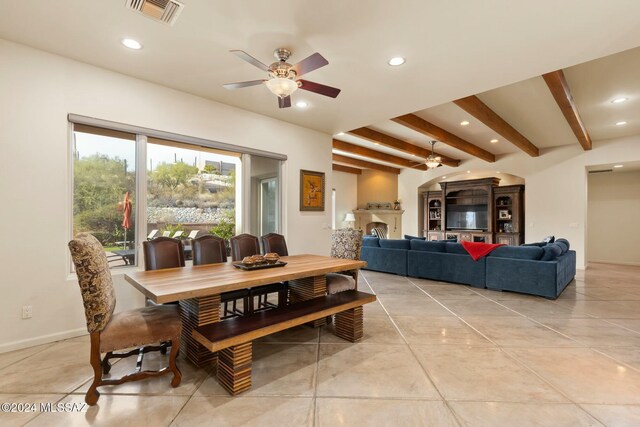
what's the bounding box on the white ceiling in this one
[2,0,640,136]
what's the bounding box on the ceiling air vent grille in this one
[126,0,184,26]
[588,169,613,174]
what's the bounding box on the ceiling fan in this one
[223,48,341,108]
[425,141,443,168]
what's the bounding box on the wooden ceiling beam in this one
[542,70,592,151]
[347,127,460,167]
[332,164,362,175]
[333,139,427,170]
[392,114,496,162]
[453,95,540,157]
[332,154,401,175]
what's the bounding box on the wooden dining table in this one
[124,254,367,368]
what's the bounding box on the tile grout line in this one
[404,277,583,408]
[361,272,463,426]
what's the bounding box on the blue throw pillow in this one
[362,237,380,247]
[404,234,426,241]
[488,246,544,260]
[379,239,411,250]
[521,242,546,247]
[555,238,570,252]
[541,243,562,261]
[438,238,457,243]
[410,239,446,252]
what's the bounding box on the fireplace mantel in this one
[352,209,404,238]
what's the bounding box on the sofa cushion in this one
[438,238,458,243]
[521,242,546,247]
[379,239,411,250]
[410,239,446,252]
[555,238,570,253]
[445,242,468,255]
[362,236,380,247]
[541,243,563,261]
[488,245,544,260]
[404,234,426,241]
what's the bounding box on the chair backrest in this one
[331,228,363,261]
[229,233,260,261]
[261,233,289,256]
[172,230,184,238]
[162,230,171,237]
[142,237,186,271]
[147,229,159,240]
[192,235,227,265]
[68,233,116,333]
[187,230,200,239]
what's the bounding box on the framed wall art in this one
[300,169,325,211]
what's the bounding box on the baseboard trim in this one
[588,259,640,267]
[0,328,87,354]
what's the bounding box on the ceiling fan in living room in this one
[223,48,341,108]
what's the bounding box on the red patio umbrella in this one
[121,192,132,248]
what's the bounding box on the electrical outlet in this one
[22,305,32,319]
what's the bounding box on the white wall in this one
[587,170,640,265]
[332,171,358,229]
[0,39,333,352]
[399,136,640,270]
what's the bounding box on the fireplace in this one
[365,221,388,236]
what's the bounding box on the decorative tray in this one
[232,261,288,271]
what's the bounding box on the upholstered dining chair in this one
[142,236,185,271]
[230,233,287,313]
[191,234,250,319]
[326,228,364,295]
[261,233,289,256]
[68,233,182,406]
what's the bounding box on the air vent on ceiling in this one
[126,0,184,26]
[588,169,613,174]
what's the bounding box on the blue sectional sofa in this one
[361,236,576,299]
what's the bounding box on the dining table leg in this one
[179,295,221,367]
[287,275,327,327]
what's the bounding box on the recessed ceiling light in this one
[614,164,624,168]
[336,132,345,136]
[388,57,405,66]
[466,170,471,174]
[611,97,628,104]
[373,142,380,145]
[295,101,308,108]
[442,176,447,179]
[121,38,142,50]
[460,121,470,126]
[490,139,499,143]
[411,154,417,157]
[496,171,501,174]
[616,121,627,126]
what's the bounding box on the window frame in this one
[68,114,287,273]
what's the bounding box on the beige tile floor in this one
[0,262,639,426]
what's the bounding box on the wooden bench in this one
[192,290,377,394]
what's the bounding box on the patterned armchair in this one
[327,228,363,294]
[68,233,182,405]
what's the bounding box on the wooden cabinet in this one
[422,179,524,246]
[493,185,524,246]
[422,191,443,238]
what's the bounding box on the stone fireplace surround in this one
[353,209,404,239]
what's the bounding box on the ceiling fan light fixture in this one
[425,140,443,169]
[265,77,299,98]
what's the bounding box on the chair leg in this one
[102,352,112,374]
[86,333,102,406]
[169,336,182,388]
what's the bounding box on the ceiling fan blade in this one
[291,52,328,76]
[278,96,292,109]
[298,79,341,98]
[230,50,270,72]
[223,80,266,90]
